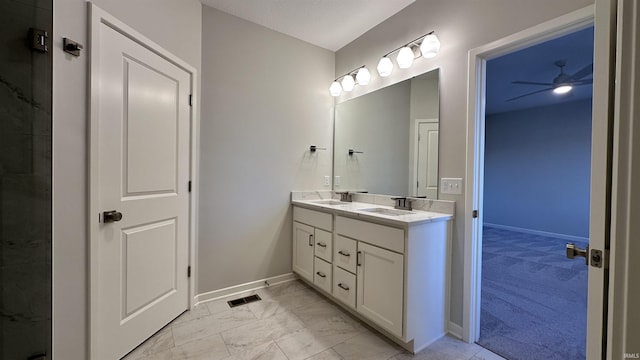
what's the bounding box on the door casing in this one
[88,3,199,358]
[463,4,612,359]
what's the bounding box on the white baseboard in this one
[448,321,463,340]
[194,273,297,306]
[483,223,589,243]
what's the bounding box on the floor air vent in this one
[227,294,261,308]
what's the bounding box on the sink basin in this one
[312,200,349,206]
[359,208,413,216]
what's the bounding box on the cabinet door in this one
[293,222,315,282]
[356,242,404,338]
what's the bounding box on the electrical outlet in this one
[323,176,330,186]
[334,175,341,186]
[441,178,463,195]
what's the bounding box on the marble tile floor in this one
[123,280,505,360]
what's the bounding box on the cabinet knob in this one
[337,283,350,291]
[316,271,326,278]
[308,234,314,246]
[338,250,350,257]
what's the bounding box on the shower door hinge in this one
[187,266,191,278]
[30,28,48,52]
[472,210,479,218]
[188,94,193,106]
[188,181,192,193]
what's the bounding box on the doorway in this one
[463,4,615,360]
[478,27,594,360]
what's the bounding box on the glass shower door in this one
[0,0,52,358]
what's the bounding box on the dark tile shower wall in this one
[0,0,52,358]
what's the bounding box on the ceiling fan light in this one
[377,57,393,77]
[356,67,371,85]
[397,46,415,69]
[329,81,342,96]
[420,34,441,58]
[553,85,572,94]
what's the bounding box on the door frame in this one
[412,118,439,196]
[463,4,602,345]
[88,3,199,358]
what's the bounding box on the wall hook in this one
[309,145,327,153]
[63,38,83,57]
[348,149,363,156]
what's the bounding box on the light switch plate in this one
[323,176,330,186]
[441,178,463,195]
[334,175,341,186]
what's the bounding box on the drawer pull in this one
[357,251,362,266]
[338,250,350,257]
[337,283,350,291]
[317,242,327,248]
[309,234,314,247]
[316,271,326,278]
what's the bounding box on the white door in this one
[356,242,404,338]
[92,12,191,360]
[293,222,315,282]
[416,121,439,198]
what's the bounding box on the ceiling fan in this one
[507,60,593,102]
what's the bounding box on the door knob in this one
[103,210,123,223]
[566,243,589,265]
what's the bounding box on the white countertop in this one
[292,199,453,226]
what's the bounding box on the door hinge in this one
[417,180,419,188]
[30,28,48,52]
[472,210,479,218]
[188,181,192,193]
[187,266,191,278]
[188,94,193,106]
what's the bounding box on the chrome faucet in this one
[336,191,353,202]
[391,197,414,211]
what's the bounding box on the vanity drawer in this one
[313,257,332,294]
[336,216,405,253]
[333,265,356,309]
[294,206,332,231]
[334,235,357,273]
[314,229,332,262]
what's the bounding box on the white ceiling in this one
[200,0,415,51]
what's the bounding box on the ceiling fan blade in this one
[512,80,554,86]
[506,88,554,102]
[568,63,593,80]
[574,79,593,85]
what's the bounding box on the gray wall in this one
[198,7,334,293]
[484,99,592,239]
[335,0,593,327]
[53,0,202,358]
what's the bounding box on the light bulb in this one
[420,34,441,58]
[397,46,415,69]
[553,85,572,94]
[377,57,393,77]
[356,67,371,85]
[329,81,342,96]
[341,75,355,92]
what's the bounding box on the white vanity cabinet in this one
[292,203,450,353]
[292,207,333,285]
[335,215,405,338]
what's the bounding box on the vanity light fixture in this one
[328,32,440,96]
[329,65,369,97]
[376,31,440,76]
[341,74,356,92]
[377,57,394,77]
[355,67,371,85]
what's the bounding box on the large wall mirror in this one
[333,69,440,198]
